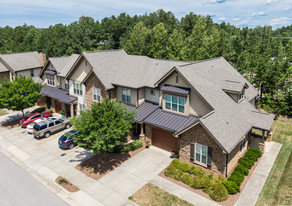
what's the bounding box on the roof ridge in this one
[83,49,125,54]
[178,56,223,68]
[127,54,193,63]
[0,51,39,56]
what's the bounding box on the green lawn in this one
[0,109,8,116]
[255,119,292,206]
[129,183,193,206]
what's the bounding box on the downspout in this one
[137,88,139,107]
[225,153,228,178]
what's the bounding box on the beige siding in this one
[16,68,42,82]
[159,71,211,117]
[138,88,145,106]
[116,86,138,106]
[69,57,92,82]
[145,88,159,104]
[227,92,238,102]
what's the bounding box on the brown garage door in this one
[152,128,178,152]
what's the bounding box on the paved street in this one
[0,151,68,206]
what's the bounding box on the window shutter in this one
[190,143,195,161]
[207,147,212,168]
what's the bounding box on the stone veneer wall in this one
[85,72,107,109]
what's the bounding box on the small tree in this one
[71,97,136,154]
[0,75,43,118]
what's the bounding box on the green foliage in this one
[71,97,136,154]
[31,106,46,114]
[247,148,262,158]
[223,180,240,194]
[58,178,68,185]
[209,183,229,202]
[228,171,244,186]
[113,140,143,153]
[0,75,43,117]
[238,157,254,169]
[234,163,249,176]
[165,159,227,202]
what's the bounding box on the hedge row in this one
[165,159,228,202]
[113,140,143,153]
[224,148,262,194]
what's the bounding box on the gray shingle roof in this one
[174,57,273,153]
[83,50,189,89]
[0,61,8,72]
[47,54,79,77]
[161,85,189,95]
[0,51,41,71]
[144,108,199,132]
[41,85,77,104]
[221,80,245,93]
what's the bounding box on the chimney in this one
[40,52,46,67]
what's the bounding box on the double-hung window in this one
[165,94,185,113]
[93,88,101,101]
[74,82,83,96]
[65,79,69,90]
[122,88,131,103]
[195,143,208,165]
[239,89,245,101]
[47,75,55,86]
[240,139,246,152]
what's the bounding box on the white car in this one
[27,117,59,134]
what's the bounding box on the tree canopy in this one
[0,9,291,115]
[0,75,43,117]
[71,97,136,154]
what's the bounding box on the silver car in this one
[33,118,71,138]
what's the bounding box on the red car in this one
[20,112,53,128]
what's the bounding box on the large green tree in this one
[0,75,43,118]
[71,97,136,154]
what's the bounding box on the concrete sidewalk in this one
[0,106,39,124]
[235,142,282,206]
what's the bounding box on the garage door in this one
[152,128,178,152]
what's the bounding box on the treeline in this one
[0,10,291,115]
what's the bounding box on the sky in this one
[0,0,291,29]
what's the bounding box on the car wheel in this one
[69,144,74,149]
[44,132,51,138]
[65,124,71,129]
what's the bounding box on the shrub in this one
[31,106,46,114]
[223,180,240,194]
[173,170,184,181]
[244,151,258,162]
[58,178,68,185]
[181,173,192,185]
[228,171,244,186]
[191,176,204,189]
[209,183,229,202]
[238,157,254,169]
[178,162,192,173]
[234,164,249,176]
[248,148,262,158]
[164,165,177,177]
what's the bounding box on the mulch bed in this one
[76,142,145,180]
[1,118,22,129]
[159,156,262,206]
[55,176,80,192]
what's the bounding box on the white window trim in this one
[238,89,245,101]
[93,87,101,101]
[122,88,131,103]
[73,82,83,96]
[195,143,208,165]
[47,75,55,86]
[165,94,186,113]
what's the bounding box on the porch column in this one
[262,130,265,142]
[139,123,145,137]
[70,104,74,118]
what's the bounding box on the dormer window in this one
[165,94,185,113]
[239,90,245,101]
[47,75,55,86]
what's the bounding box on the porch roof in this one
[127,102,159,123]
[40,85,77,104]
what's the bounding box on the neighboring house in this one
[44,49,275,177]
[0,51,46,82]
[39,54,80,117]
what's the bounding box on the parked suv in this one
[33,118,71,138]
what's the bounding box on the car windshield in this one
[33,124,40,131]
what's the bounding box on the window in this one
[150,89,155,96]
[93,88,101,101]
[165,94,185,113]
[31,115,41,120]
[79,104,86,111]
[73,82,83,96]
[240,139,246,152]
[47,75,55,86]
[122,88,131,103]
[239,90,245,101]
[11,73,14,80]
[176,76,179,83]
[30,69,34,77]
[49,122,54,127]
[55,120,63,125]
[195,143,208,165]
[65,79,69,90]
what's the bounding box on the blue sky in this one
[0,0,291,29]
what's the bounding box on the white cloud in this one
[271,17,292,26]
[232,18,241,21]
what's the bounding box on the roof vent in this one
[156,62,158,65]
[211,64,213,68]
[226,120,229,124]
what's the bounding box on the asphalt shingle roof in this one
[0,51,41,71]
[47,54,79,77]
[0,61,8,72]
